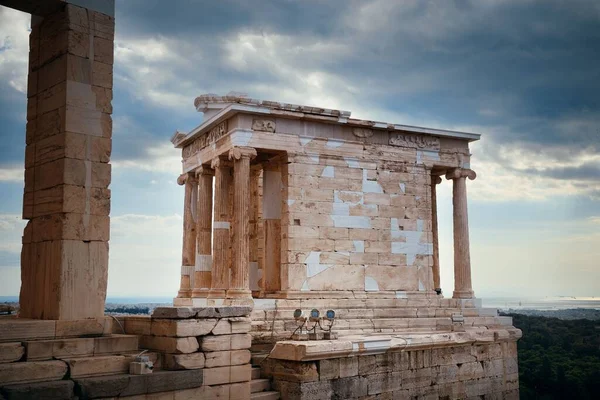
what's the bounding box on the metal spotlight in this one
[325,309,335,320]
[293,309,305,321]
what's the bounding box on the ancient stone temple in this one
[168,94,522,399]
[172,94,479,303]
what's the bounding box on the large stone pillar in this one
[431,175,443,294]
[208,158,232,298]
[227,147,257,299]
[18,2,115,320]
[446,168,477,299]
[177,172,197,298]
[262,163,282,293]
[192,166,214,298]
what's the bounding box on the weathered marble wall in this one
[262,341,519,400]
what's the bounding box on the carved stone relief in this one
[352,128,374,139]
[182,121,228,158]
[252,119,276,133]
[389,133,440,150]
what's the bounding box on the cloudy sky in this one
[1,0,599,300]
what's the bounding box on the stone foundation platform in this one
[261,329,521,399]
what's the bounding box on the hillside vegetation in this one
[505,313,600,399]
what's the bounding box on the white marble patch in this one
[332,203,350,216]
[326,139,344,148]
[353,240,365,253]
[300,137,312,146]
[399,183,406,193]
[332,215,371,228]
[321,165,335,178]
[365,276,379,291]
[344,157,361,168]
[250,262,261,291]
[195,254,212,271]
[213,221,230,229]
[362,169,383,193]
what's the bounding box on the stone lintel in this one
[151,306,252,319]
[0,0,116,17]
[269,329,523,362]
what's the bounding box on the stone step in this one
[73,370,204,399]
[0,318,112,343]
[24,334,139,361]
[0,360,67,385]
[0,342,24,364]
[63,352,160,378]
[251,391,280,400]
[251,366,261,379]
[251,353,269,366]
[251,378,271,393]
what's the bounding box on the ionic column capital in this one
[211,157,232,170]
[433,175,443,185]
[195,165,215,177]
[177,171,198,185]
[445,168,476,181]
[228,146,257,161]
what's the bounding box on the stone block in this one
[151,319,217,337]
[93,37,114,65]
[64,355,131,378]
[19,240,108,320]
[30,213,110,242]
[55,318,111,338]
[93,334,139,355]
[151,307,197,319]
[318,359,340,380]
[0,320,56,342]
[229,382,251,400]
[0,343,24,364]
[139,336,199,354]
[331,375,368,399]
[200,334,251,352]
[367,371,402,395]
[273,379,333,400]
[34,157,110,191]
[339,356,359,378]
[262,358,319,383]
[203,350,251,368]
[73,370,203,399]
[24,337,95,360]
[0,380,74,400]
[203,366,229,386]
[124,317,152,336]
[163,352,205,370]
[92,60,113,89]
[28,185,110,218]
[195,307,253,318]
[0,360,67,385]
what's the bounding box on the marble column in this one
[227,147,257,299]
[208,158,232,299]
[192,166,214,298]
[177,172,198,298]
[446,168,477,299]
[431,175,443,294]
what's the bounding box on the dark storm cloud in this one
[2,0,599,185]
[521,162,600,181]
